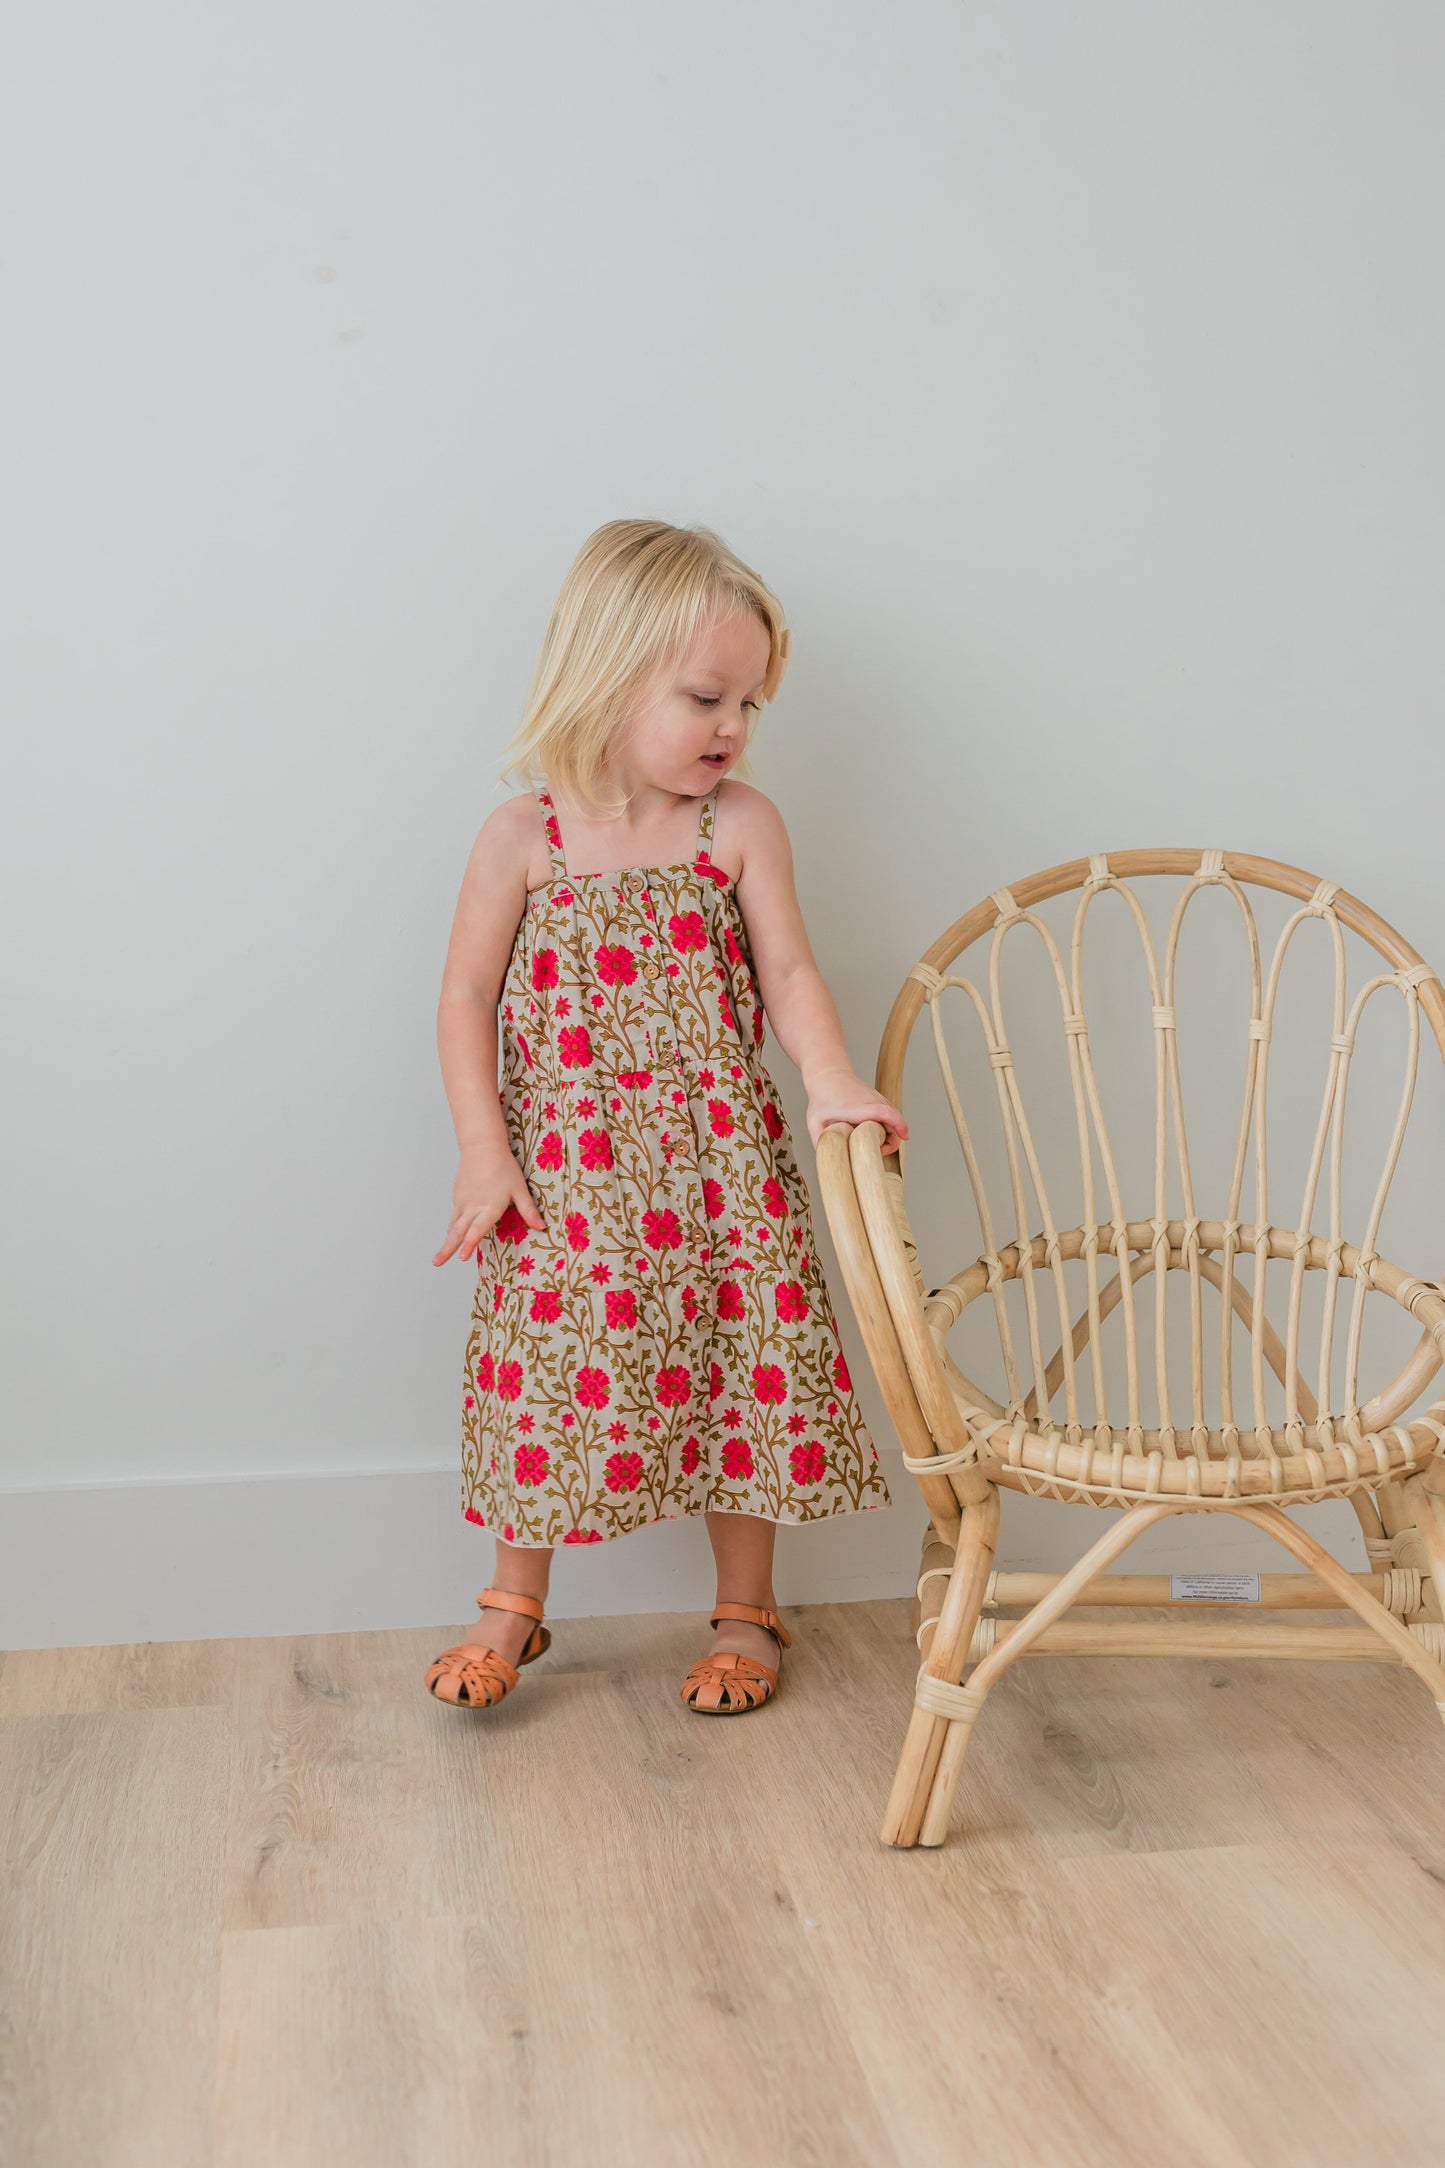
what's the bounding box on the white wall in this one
[4,3,1443,1645]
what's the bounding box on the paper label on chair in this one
[1169,1572,1261,1603]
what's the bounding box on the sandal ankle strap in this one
[710,1600,791,1649]
[477,1586,545,1622]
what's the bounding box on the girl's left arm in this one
[730,786,908,1155]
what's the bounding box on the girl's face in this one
[616,609,773,797]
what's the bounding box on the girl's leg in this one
[704,1511,783,1670]
[459,1535,553,1665]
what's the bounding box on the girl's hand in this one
[431,1143,545,1266]
[805,1071,910,1157]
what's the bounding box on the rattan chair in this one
[817,849,1445,1849]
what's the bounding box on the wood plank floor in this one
[3,1599,1445,2167]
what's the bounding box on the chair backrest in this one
[868,849,1445,1500]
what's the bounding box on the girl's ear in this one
[764,625,792,702]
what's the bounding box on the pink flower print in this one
[595,943,638,985]
[776,1279,810,1323]
[618,1069,654,1090]
[565,1210,591,1252]
[706,1098,734,1138]
[605,1450,644,1493]
[514,1443,550,1486]
[579,1127,614,1172]
[762,1177,787,1220]
[517,1412,535,1432]
[709,1361,725,1402]
[789,1441,825,1486]
[722,1405,743,1429]
[832,1350,853,1394]
[502,1522,516,1542]
[575,1364,611,1410]
[494,1201,531,1244]
[716,1280,745,1322]
[786,1411,807,1434]
[724,925,744,965]
[492,1282,506,1313]
[530,1287,563,1324]
[718,993,735,1031]
[558,1023,594,1070]
[517,1031,533,1070]
[532,948,559,992]
[642,1206,683,1250]
[680,1435,702,1474]
[463,1393,475,1411]
[554,888,574,909]
[538,1131,565,1171]
[496,1359,523,1401]
[563,1527,603,1544]
[762,1101,784,1140]
[465,1507,486,1526]
[655,1364,691,1408]
[560,1410,575,1428]
[475,1352,496,1391]
[589,1260,613,1283]
[702,1176,726,1219]
[751,1362,787,1405]
[693,858,731,890]
[721,1437,754,1480]
[668,910,707,953]
[604,1287,637,1331]
[753,1005,765,1047]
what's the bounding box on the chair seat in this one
[923,1218,1445,1505]
[948,1390,1445,1503]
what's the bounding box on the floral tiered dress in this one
[460,782,892,1547]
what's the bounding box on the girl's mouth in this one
[701,753,728,766]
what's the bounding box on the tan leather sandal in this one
[680,1600,792,1715]
[425,1587,551,1710]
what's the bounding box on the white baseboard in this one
[0,1455,1366,1652]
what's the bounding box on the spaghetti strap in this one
[535,788,568,879]
[695,784,719,862]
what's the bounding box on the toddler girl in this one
[427,519,907,1715]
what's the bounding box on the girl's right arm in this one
[431,798,547,1267]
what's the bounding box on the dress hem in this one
[464,1494,893,1549]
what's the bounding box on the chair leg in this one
[1401,1476,1445,1638]
[1222,1499,1445,1723]
[915,1501,1180,1848]
[882,1489,999,1849]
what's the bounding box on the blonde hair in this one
[499,519,791,821]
